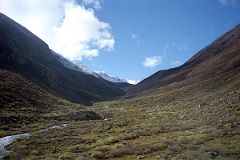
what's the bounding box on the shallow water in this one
[0,133,30,159]
[0,123,68,159]
[39,124,68,132]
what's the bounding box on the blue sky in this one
[1,0,240,83]
[81,0,240,82]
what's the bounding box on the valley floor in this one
[1,70,240,160]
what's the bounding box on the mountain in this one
[0,13,130,105]
[51,51,90,74]
[0,69,103,137]
[1,13,240,160]
[72,60,127,83]
[128,24,240,96]
[4,27,240,159]
[52,52,127,83]
[94,71,127,83]
[71,60,96,75]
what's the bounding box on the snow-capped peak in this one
[51,51,91,74]
[52,51,127,83]
[71,60,95,75]
[95,71,127,83]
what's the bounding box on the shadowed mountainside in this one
[0,13,130,106]
[0,69,103,137]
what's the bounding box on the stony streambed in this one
[0,124,68,159]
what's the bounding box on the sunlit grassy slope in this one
[4,66,240,160]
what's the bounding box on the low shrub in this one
[91,151,105,159]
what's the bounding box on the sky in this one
[0,0,240,84]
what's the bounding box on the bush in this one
[59,152,76,160]
[168,144,184,154]
[122,133,139,140]
[109,146,132,158]
[95,136,119,146]
[131,143,162,155]
[94,145,111,152]
[91,151,105,159]
[68,144,90,153]
[136,130,151,137]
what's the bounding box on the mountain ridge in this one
[127,24,240,96]
[0,12,130,105]
[52,51,128,83]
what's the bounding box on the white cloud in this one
[82,0,101,9]
[143,56,162,68]
[0,0,114,61]
[218,0,237,5]
[127,79,141,85]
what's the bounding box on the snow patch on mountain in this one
[96,71,127,83]
[52,51,90,73]
[52,51,127,83]
[71,60,96,75]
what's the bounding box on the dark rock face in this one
[0,13,129,105]
[128,24,240,95]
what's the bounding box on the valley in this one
[1,67,240,160]
[0,11,240,160]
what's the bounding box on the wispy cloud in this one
[218,0,237,6]
[82,0,101,9]
[143,56,162,68]
[0,0,114,61]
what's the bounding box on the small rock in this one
[208,151,219,158]
[180,115,186,119]
[230,122,239,129]
[156,155,162,159]
[137,155,145,159]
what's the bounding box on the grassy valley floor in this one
[2,69,240,160]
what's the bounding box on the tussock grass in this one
[3,70,240,159]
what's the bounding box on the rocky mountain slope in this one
[53,52,127,83]
[128,24,240,96]
[95,71,127,83]
[0,13,130,105]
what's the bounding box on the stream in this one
[0,124,68,159]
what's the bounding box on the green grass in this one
[1,70,240,159]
